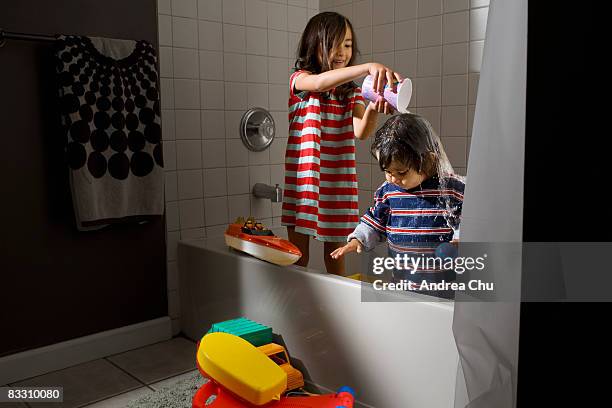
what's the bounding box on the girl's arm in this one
[294,62,401,93]
[353,98,393,140]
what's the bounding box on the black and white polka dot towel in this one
[56,35,164,230]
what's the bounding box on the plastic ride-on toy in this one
[204,317,304,392]
[192,332,355,407]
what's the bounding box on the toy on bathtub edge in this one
[192,332,355,408]
[224,217,302,266]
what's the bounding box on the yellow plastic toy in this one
[196,332,287,405]
[346,273,378,283]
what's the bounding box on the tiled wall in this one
[157,0,319,334]
[158,0,487,333]
[320,0,488,215]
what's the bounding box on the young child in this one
[330,114,465,297]
[282,11,401,275]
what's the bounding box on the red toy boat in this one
[224,218,301,266]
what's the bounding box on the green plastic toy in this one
[207,317,273,347]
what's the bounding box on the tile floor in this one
[5,336,198,408]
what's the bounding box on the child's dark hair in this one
[294,12,359,100]
[371,114,441,178]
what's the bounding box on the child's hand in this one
[369,96,394,114]
[330,239,363,259]
[367,63,403,94]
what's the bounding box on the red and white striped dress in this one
[282,70,367,242]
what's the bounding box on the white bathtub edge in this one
[178,238,455,312]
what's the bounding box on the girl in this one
[330,114,465,298]
[282,11,401,275]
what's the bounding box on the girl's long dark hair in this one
[294,12,359,100]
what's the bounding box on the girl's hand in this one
[330,239,363,259]
[369,95,394,114]
[368,63,403,94]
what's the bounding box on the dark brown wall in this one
[0,1,167,357]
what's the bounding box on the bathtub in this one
[178,228,460,408]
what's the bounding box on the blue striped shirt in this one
[349,175,465,292]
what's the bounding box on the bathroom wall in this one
[0,0,166,357]
[320,0,488,214]
[161,0,488,330]
[157,0,319,333]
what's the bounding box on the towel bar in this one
[0,28,56,48]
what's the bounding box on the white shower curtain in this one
[453,0,527,407]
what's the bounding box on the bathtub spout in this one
[252,183,282,202]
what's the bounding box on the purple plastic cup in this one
[361,74,413,113]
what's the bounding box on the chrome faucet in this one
[252,183,282,203]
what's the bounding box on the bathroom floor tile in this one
[106,337,197,384]
[9,359,141,408]
[0,396,28,408]
[149,369,198,391]
[80,386,153,407]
